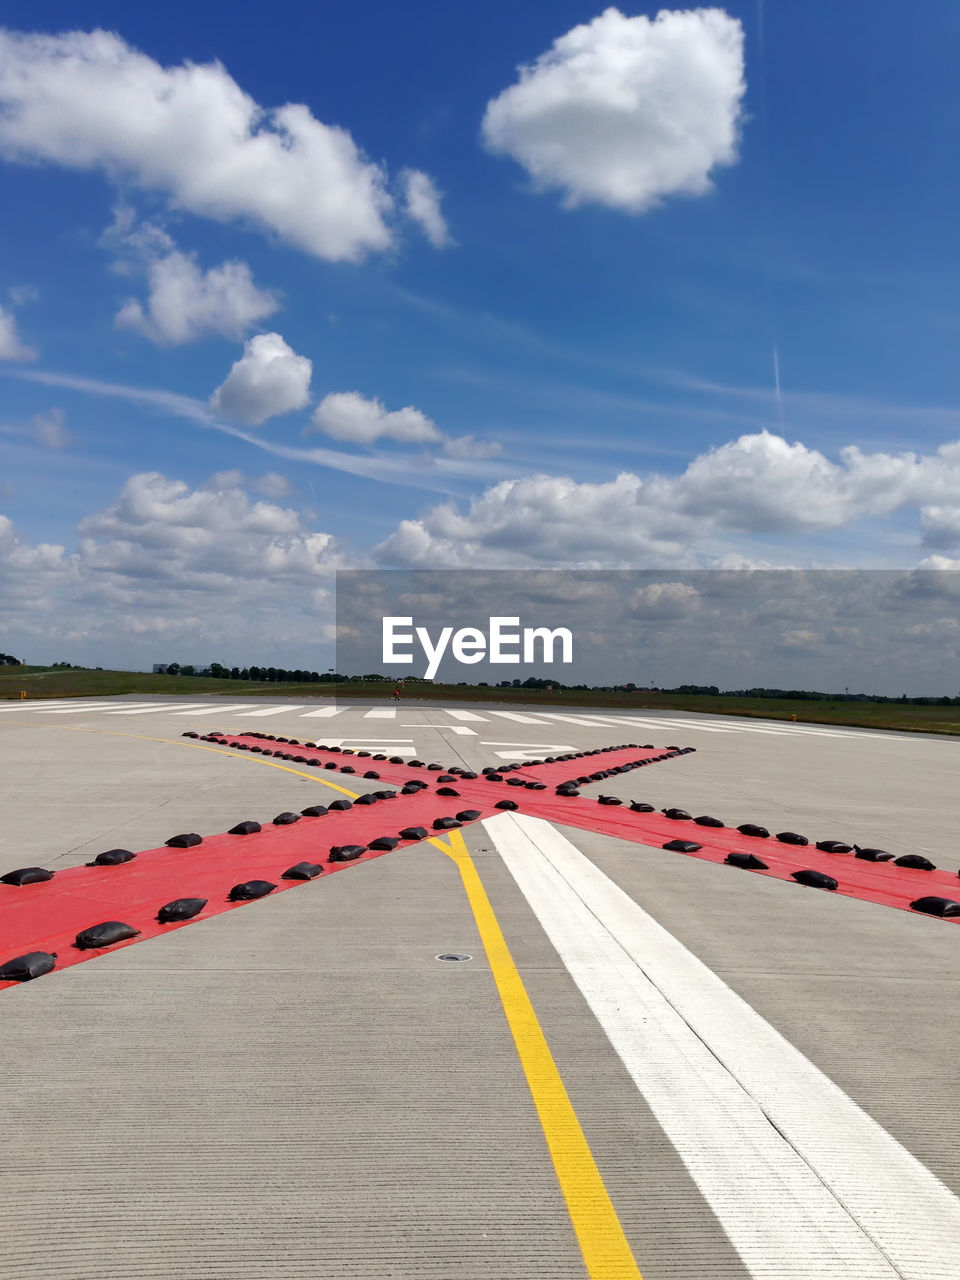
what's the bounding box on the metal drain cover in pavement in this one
[436,952,472,962]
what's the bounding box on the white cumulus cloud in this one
[116,249,279,345]
[0,301,35,360]
[210,332,312,426]
[481,6,746,213]
[400,168,452,247]
[376,430,960,567]
[308,391,503,461]
[309,391,443,445]
[0,26,425,261]
[0,471,345,662]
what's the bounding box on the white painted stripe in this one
[442,708,488,721]
[448,726,477,736]
[337,738,413,743]
[240,704,308,717]
[637,715,874,740]
[0,700,78,712]
[486,812,960,1279]
[170,704,257,716]
[299,705,349,718]
[530,711,608,727]
[363,707,397,719]
[493,749,572,759]
[104,702,227,716]
[480,740,574,749]
[485,709,550,725]
[34,702,158,714]
[609,715,734,733]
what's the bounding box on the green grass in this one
[2,666,959,735]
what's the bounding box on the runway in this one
[1,696,958,1280]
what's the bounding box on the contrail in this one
[772,344,785,431]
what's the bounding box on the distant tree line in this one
[148,664,960,704]
[160,663,345,683]
[662,684,960,706]
[0,652,23,665]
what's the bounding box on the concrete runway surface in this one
[2,695,959,1280]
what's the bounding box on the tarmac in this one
[2,695,958,1280]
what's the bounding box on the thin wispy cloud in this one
[4,367,510,491]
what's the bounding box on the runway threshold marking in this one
[432,827,642,1280]
[485,812,960,1280]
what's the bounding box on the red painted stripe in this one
[0,788,501,989]
[529,796,960,921]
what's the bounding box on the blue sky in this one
[1,2,959,670]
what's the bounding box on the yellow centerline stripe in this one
[0,719,361,796]
[431,828,642,1280]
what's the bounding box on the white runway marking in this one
[484,812,960,1280]
[486,709,550,724]
[33,702,158,714]
[596,714,893,741]
[0,699,77,711]
[170,704,257,716]
[240,704,308,717]
[2,699,931,744]
[448,726,478,736]
[492,749,573,759]
[333,737,412,743]
[537,711,629,728]
[601,715,734,734]
[104,702,225,716]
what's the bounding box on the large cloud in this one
[210,333,312,426]
[376,430,960,567]
[77,471,339,583]
[0,301,35,360]
[0,27,439,261]
[0,471,346,662]
[481,7,745,213]
[116,248,279,345]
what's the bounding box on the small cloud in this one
[28,407,70,449]
[115,247,279,345]
[308,391,442,445]
[0,303,36,362]
[105,209,279,345]
[8,284,39,306]
[441,434,502,460]
[210,333,312,426]
[400,168,453,248]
